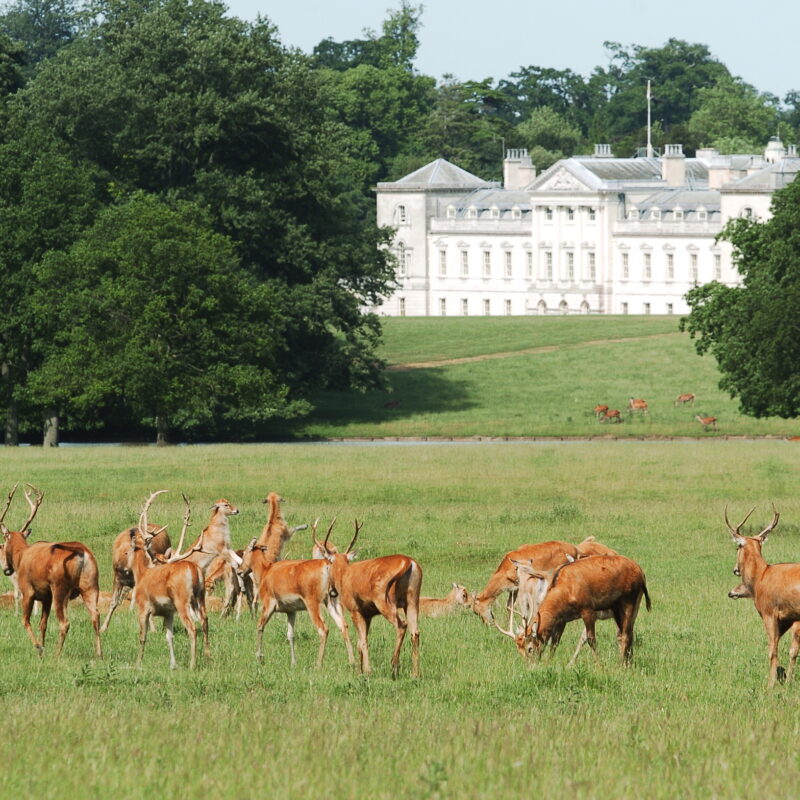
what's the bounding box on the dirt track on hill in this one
[386,331,682,372]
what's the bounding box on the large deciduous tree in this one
[681,176,800,418]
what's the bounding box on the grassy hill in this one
[290,316,797,439]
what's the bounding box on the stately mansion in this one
[374,139,799,316]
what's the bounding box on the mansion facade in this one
[374,139,799,316]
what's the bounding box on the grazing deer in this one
[724,505,800,687]
[420,583,471,618]
[100,522,172,632]
[320,520,422,678]
[696,415,717,431]
[472,541,579,625]
[238,518,353,667]
[599,409,622,423]
[576,536,618,558]
[627,398,648,415]
[674,393,695,406]
[129,491,210,669]
[593,404,609,418]
[0,484,102,658]
[511,555,651,665]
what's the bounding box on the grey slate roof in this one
[377,159,493,191]
[723,158,800,192]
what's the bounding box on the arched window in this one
[580,300,590,315]
[559,300,568,315]
[537,299,546,315]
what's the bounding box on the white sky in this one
[224,0,799,101]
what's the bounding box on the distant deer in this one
[696,415,717,431]
[724,506,800,687]
[420,583,471,618]
[593,404,609,418]
[599,409,622,423]
[628,398,648,415]
[674,393,695,406]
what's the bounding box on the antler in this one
[724,505,755,538]
[0,483,19,532]
[138,490,169,545]
[21,484,44,531]
[172,493,191,557]
[493,606,525,639]
[756,503,780,540]
[345,519,363,554]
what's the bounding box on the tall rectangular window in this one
[622,302,628,314]
[526,251,533,279]
[667,303,673,315]
[505,299,512,316]
[588,252,596,281]
[504,251,512,278]
[397,246,406,277]
[714,253,722,280]
[439,298,446,316]
[667,253,674,281]
[461,298,468,316]
[644,302,651,315]
[460,250,469,277]
[544,207,553,221]
[567,251,575,280]
[399,297,406,316]
[588,207,596,222]
[622,252,629,280]
[566,207,575,221]
[438,249,446,277]
[483,250,491,278]
[644,252,652,281]
[483,299,490,316]
[545,250,553,281]
[691,253,699,282]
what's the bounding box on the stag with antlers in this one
[0,484,103,658]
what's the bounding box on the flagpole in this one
[646,80,653,158]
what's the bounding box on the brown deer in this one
[0,484,103,658]
[512,555,651,665]
[100,522,172,632]
[628,398,648,415]
[320,520,422,679]
[237,518,354,667]
[593,404,609,418]
[724,505,800,687]
[696,415,717,431]
[420,583,471,618]
[471,540,579,625]
[674,393,695,406]
[599,409,622,423]
[129,491,210,669]
[576,536,618,558]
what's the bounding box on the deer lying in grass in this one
[0,484,102,658]
[724,505,800,687]
[319,520,422,678]
[238,518,353,667]
[508,555,651,665]
[131,491,210,669]
[472,541,579,625]
[420,583,471,618]
[100,522,172,632]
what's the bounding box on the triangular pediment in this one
[535,166,591,192]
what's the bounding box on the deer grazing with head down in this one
[599,409,622,423]
[724,505,800,687]
[319,520,422,679]
[674,393,695,406]
[0,484,103,658]
[503,554,651,665]
[129,491,210,669]
[237,517,353,667]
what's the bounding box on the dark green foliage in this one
[682,178,800,418]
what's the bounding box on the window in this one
[483,299,490,316]
[644,302,651,315]
[446,205,456,219]
[666,303,673,315]
[482,250,491,278]
[691,253,698,282]
[461,298,468,316]
[697,208,708,222]
[397,245,407,276]
[742,207,753,219]
[627,209,638,221]
[622,302,629,314]
[505,299,512,316]
[467,206,477,219]
[644,252,652,281]
[544,207,553,221]
[511,206,522,220]
[674,207,684,221]
[667,253,674,281]
[650,208,661,221]
[439,298,446,316]
[397,205,407,224]
[566,207,575,222]
[490,206,500,219]
[399,297,406,316]
[545,250,553,281]
[622,252,629,280]
[438,249,447,277]
[526,251,533,279]
[714,253,722,280]
[567,252,575,280]
[588,252,596,281]
[588,207,596,222]
[504,251,512,278]
[460,250,469,277]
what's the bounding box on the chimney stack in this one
[503,149,536,189]
[662,144,685,187]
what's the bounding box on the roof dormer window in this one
[650,208,661,220]
[446,205,456,219]
[697,207,708,222]
[467,206,478,219]
[511,206,522,220]
[490,206,500,219]
[673,207,684,221]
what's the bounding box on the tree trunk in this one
[5,403,18,446]
[156,414,169,447]
[43,411,59,447]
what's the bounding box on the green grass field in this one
[291,316,798,439]
[3,442,800,798]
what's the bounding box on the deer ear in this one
[566,554,575,563]
[346,551,358,562]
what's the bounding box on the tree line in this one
[0,0,796,444]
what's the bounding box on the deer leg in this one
[308,604,329,668]
[406,598,421,679]
[197,597,211,661]
[255,598,277,664]
[177,607,197,670]
[788,623,800,682]
[164,614,178,670]
[52,587,71,657]
[20,590,44,654]
[352,612,372,675]
[81,585,103,659]
[136,609,151,668]
[220,564,238,618]
[326,597,355,665]
[100,576,129,633]
[286,610,298,667]
[764,617,782,688]
[581,612,598,662]
[568,627,589,667]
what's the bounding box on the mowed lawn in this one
[293,316,798,439]
[2,442,800,798]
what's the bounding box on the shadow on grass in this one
[285,368,475,435]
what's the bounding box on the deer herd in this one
[0,481,797,687]
[594,393,718,431]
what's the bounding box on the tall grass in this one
[2,442,800,798]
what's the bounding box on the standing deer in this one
[0,484,102,658]
[696,415,717,431]
[599,409,622,423]
[593,404,609,418]
[471,541,579,625]
[674,393,695,406]
[628,398,648,415]
[724,505,800,687]
[130,491,210,669]
[320,520,422,679]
